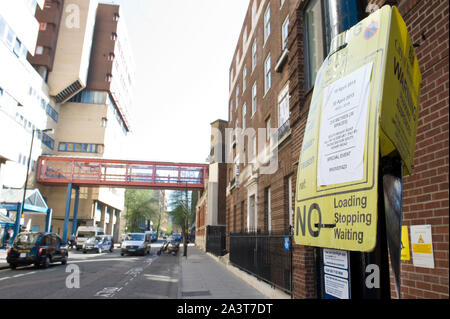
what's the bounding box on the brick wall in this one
[386,0,449,299]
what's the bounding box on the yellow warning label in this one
[401,225,410,261]
[412,244,432,254]
[418,235,424,243]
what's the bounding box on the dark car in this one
[7,232,68,269]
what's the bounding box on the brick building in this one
[226,0,297,239]
[224,0,448,299]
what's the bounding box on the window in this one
[252,135,257,160]
[44,0,52,8]
[304,0,364,90]
[69,90,106,104]
[264,5,271,43]
[278,84,290,130]
[242,104,246,130]
[39,22,47,31]
[46,104,58,122]
[266,118,271,141]
[0,16,6,39]
[252,40,257,71]
[282,17,289,50]
[41,132,55,150]
[243,27,247,46]
[251,0,258,28]
[58,142,99,153]
[6,28,14,49]
[236,87,239,109]
[35,45,44,55]
[243,66,247,92]
[229,101,233,121]
[264,54,271,93]
[252,83,257,115]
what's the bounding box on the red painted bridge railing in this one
[37,156,209,190]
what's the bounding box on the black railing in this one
[229,230,292,294]
[205,225,227,257]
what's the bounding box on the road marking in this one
[92,254,160,298]
[94,287,122,298]
[12,271,36,278]
[69,257,142,263]
[0,277,11,281]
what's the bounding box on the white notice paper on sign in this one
[318,62,373,186]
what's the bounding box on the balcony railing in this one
[277,120,291,142]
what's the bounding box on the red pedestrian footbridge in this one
[37,155,209,190]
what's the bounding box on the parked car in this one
[121,233,151,256]
[7,232,68,269]
[75,226,104,250]
[82,235,113,253]
[145,231,158,242]
[173,234,182,243]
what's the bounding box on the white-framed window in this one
[264,5,271,43]
[252,134,257,160]
[264,54,271,94]
[0,16,6,39]
[243,66,247,92]
[251,0,258,29]
[278,83,289,129]
[282,17,289,50]
[242,104,247,130]
[266,117,271,141]
[252,40,257,71]
[35,45,44,55]
[252,83,257,115]
[39,22,47,31]
[229,101,233,121]
[243,27,247,46]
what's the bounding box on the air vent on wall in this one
[54,80,83,103]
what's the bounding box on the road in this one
[0,241,180,299]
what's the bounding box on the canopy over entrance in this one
[0,188,53,244]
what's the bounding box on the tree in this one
[124,189,158,233]
[168,189,195,257]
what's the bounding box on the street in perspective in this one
[0,0,448,307]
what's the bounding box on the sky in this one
[105,0,250,164]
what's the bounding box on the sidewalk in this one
[178,245,268,299]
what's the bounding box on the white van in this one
[121,232,151,256]
[76,226,104,250]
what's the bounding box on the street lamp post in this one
[17,128,54,234]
